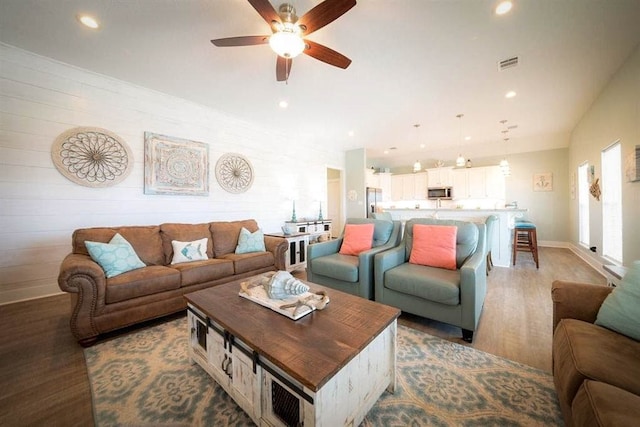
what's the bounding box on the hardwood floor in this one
[0,247,605,426]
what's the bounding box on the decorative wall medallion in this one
[51,127,133,187]
[215,153,254,193]
[144,132,209,196]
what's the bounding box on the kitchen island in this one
[384,208,528,267]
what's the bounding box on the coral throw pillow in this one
[410,224,457,270]
[339,223,375,256]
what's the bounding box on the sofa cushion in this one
[339,223,374,255]
[572,380,640,427]
[73,226,165,266]
[553,318,640,411]
[210,220,259,257]
[171,238,209,264]
[595,260,640,341]
[235,227,266,254]
[170,258,234,287]
[160,223,213,264]
[410,224,457,270]
[221,251,274,275]
[384,262,460,305]
[85,233,146,278]
[105,265,181,304]
[310,253,359,283]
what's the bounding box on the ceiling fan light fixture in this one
[269,29,305,58]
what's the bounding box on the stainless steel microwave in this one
[427,187,453,200]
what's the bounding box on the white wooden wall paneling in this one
[0,44,344,304]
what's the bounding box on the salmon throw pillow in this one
[339,224,375,256]
[409,224,457,270]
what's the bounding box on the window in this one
[578,162,590,246]
[601,142,622,263]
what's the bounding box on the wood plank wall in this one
[0,44,344,304]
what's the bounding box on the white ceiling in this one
[2,0,640,169]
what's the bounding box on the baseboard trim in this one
[567,243,607,278]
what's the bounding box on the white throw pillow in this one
[171,238,208,264]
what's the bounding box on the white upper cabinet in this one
[365,169,379,188]
[452,166,505,200]
[391,173,426,201]
[426,167,453,187]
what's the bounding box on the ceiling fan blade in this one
[211,36,270,47]
[303,40,351,69]
[297,0,356,35]
[276,56,292,81]
[248,0,281,29]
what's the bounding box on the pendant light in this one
[498,120,511,176]
[455,114,466,167]
[413,124,422,172]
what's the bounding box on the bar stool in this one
[512,221,539,268]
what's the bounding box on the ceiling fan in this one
[211,0,356,82]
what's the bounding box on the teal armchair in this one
[374,218,487,342]
[307,218,402,300]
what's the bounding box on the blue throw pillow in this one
[235,227,266,254]
[85,233,146,278]
[595,261,640,341]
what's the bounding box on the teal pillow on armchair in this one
[595,261,640,341]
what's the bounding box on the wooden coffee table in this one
[185,276,400,427]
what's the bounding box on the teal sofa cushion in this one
[596,261,640,341]
[383,262,460,305]
[310,253,359,283]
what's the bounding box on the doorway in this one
[326,167,343,237]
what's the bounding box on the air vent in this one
[507,124,518,130]
[498,56,519,71]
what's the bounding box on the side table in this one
[265,232,309,272]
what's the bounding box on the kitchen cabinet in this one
[426,167,453,187]
[452,166,505,200]
[377,172,392,201]
[365,169,379,188]
[391,173,427,200]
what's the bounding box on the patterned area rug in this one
[85,317,563,426]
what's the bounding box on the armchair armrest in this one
[307,238,343,260]
[551,280,613,332]
[374,245,407,295]
[264,236,288,271]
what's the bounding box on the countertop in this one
[384,208,527,212]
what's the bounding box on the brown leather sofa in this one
[551,280,640,426]
[58,219,287,346]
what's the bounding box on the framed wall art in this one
[51,127,133,187]
[215,153,254,193]
[533,172,553,192]
[144,132,209,196]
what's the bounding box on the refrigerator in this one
[366,187,382,218]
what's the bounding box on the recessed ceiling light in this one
[465,136,472,141]
[383,150,389,155]
[420,144,425,149]
[495,1,513,15]
[348,130,355,137]
[505,90,517,98]
[77,14,99,29]
[278,100,288,108]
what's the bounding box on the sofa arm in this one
[551,280,613,332]
[264,236,288,271]
[374,245,406,295]
[57,253,107,343]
